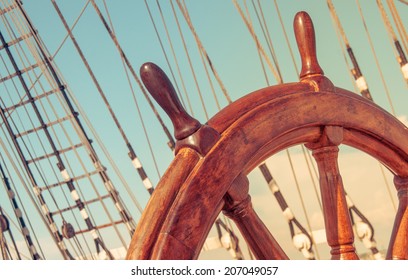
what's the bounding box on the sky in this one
[0,0,407,260]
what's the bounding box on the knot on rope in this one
[293,232,314,259]
[355,221,376,249]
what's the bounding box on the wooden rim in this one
[127,86,408,260]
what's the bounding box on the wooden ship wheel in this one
[126,12,408,260]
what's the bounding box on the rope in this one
[156,0,194,115]
[379,163,397,211]
[301,146,322,211]
[52,0,158,194]
[377,0,408,84]
[285,149,319,259]
[233,0,282,84]
[273,0,299,76]
[0,14,89,238]
[0,159,40,259]
[0,11,106,259]
[327,0,350,47]
[143,0,186,109]
[252,0,282,81]
[243,0,271,85]
[0,52,69,223]
[102,0,162,180]
[22,0,138,239]
[0,209,32,259]
[327,0,373,100]
[356,0,396,115]
[1,1,137,258]
[170,0,208,120]
[0,134,47,258]
[177,0,232,104]
[387,0,408,54]
[89,0,175,150]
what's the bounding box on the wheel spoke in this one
[306,126,359,260]
[223,174,288,259]
[387,176,408,260]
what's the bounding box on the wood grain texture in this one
[129,88,408,259]
[140,62,200,140]
[223,174,288,259]
[126,148,200,259]
[127,11,408,260]
[306,126,358,260]
[387,176,408,259]
[294,11,324,79]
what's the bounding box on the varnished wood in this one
[387,176,408,259]
[294,11,324,79]
[127,87,408,259]
[141,62,220,156]
[223,174,288,259]
[140,62,200,140]
[306,126,359,260]
[127,11,408,260]
[126,148,200,259]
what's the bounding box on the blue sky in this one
[0,0,407,260]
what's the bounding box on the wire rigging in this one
[176,0,233,104]
[89,0,176,150]
[232,0,282,84]
[355,0,396,115]
[156,0,194,116]
[376,0,408,84]
[51,0,157,195]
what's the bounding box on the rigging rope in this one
[327,0,373,100]
[356,0,396,115]
[143,0,186,110]
[156,0,194,115]
[273,0,299,76]
[0,14,103,260]
[233,0,282,84]
[21,0,138,239]
[170,0,209,120]
[0,132,49,258]
[103,0,162,180]
[180,1,222,111]
[51,0,157,194]
[0,159,40,259]
[243,0,272,85]
[327,0,398,222]
[252,0,282,81]
[89,0,175,150]
[0,0,139,258]
[386,0,408,54]
[177,0,233,104]
[376,0,408,84]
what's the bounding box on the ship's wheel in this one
[126,12,408,260]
